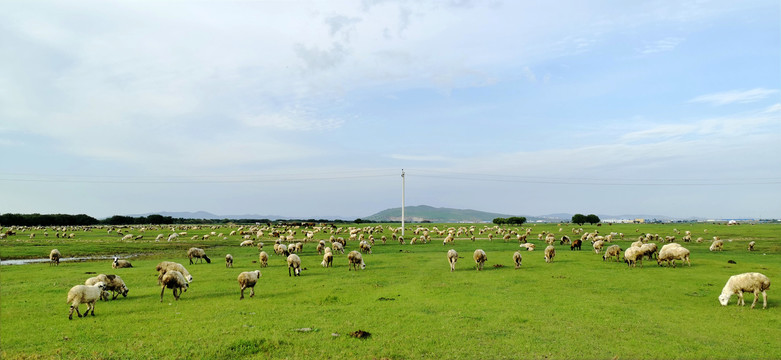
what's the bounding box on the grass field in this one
[1,222,780,359]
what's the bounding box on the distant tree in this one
[586,214,601,225]
[572,214,587,226]
[492,217,507,225]
[507,216,527,226]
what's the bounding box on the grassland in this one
[1,222,780,359]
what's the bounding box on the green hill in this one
[364,205,515,223]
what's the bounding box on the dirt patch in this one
[377,297,395,301]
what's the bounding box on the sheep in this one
[559,235,571,245]
[317,240,325,255]
[657,244,691,267]
[603,245,622,262]
[112,257,133,269]
[156,261,193,284]
[256,242,264,251]
[520,243,535,251]
[287,254,301,277]
[624,247,644,268]
[447,249,458,272]
[570,239,582,251]
[718,272,771,309]
[347,250,366,271]
[240,240,254,247]
[513,251,522,269]
[592,240,605,254]
[258,251,269,268]
[225,254,233,268]
[321,250,333,268]
[638,243,658,260]
[160,270,189,302]
[49,249,61,266]
[332,242,345,254]
[710,240,724,252]
[67,282,106,320]
[473,249,487,271]
[748,241,756,251]
[359,240,372,254]
[544,245,556,263]
[85,274,129,300]
[237,270,262,299]
[187,247,211,264]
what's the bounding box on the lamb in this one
[624,247,644,268]
[602,245,622,262]
[187,247,211,264]
[718,272,771,309]
[657,244,691,267]
[258,251,269,268]
[544,245,556,263]
[156,261,193,284]
[237,270,262,299]
[85,274,129,300]
[112,257,133,269]
[160,270,189,302]
[473,249,487,271]
[447,249,458,272]
[321,249,333,268]
[710,240,724,252]
[49,249,61,266]
[225,254,233,268]
[748,241,756,251]
[287,254,302,276]
[67,282,106,320]
[520,243,535,251]
[348,250,366,271]
[513,251,522,269]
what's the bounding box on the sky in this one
[1,0,780,220]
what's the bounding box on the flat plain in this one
[1,222,779,359]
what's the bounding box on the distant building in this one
[633,218,645,224]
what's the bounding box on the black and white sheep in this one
[187,247,211,264]
[160,270,189,302]
[718,272,771,309]
[447,249,458,272]
[347,250,366,271]
[237,270,262,299]
[67,282,105,320]
[112,257,133,269]
[225,254,233,268]
[287,254,302,276]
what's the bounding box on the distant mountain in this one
[363,205,518,223]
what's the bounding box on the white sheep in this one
[287,254,301,276]
[520,243,535,251]
[710,240,724,252]
[67,282,106,320]
[603,245,622,262]
[112,257,133,269]
[447,249,458,272]
[225,254,233,268]
[85,274,128,300]
[592,240,605,254]
[347,250,366,271]
[748,241,756,251]
[332,242,345,254]
[321,250,333,268]
[160,270,188,302]
[544,245,556,263]
[718,272,771,309]
[657,244,690,267]
[359,240,372,254]
[258,251,269,268]
[237,270,262,299]
[187,247,211,264]
[240,240,255,247]
[513,251,522,269]
[156,261,193,284]
[473,249,487,271]
[624,246,644,268]
[49,249,61,266]
[638,243,658,260]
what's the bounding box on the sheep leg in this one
[88,302,95,316]
[737,291,745,306]
[762,290,768,309]
[249,287,255,298]
[751,290,760,309]
[240,286,245,300]
[174,288,180,300]
[69,305,79,320]
[160,286,165,302]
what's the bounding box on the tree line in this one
[0,213,386,226]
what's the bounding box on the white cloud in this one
[240,110,345,131]
[637,37,685,55]
[390,154,454,162]
[689,88,779,105]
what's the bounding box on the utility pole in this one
[401,169,405,237]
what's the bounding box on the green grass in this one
[1,223,780,359]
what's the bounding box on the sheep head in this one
[718,293,731,306]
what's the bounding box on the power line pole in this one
[401,169,405,237]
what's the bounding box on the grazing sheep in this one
[347,250,366,271]
[559,235,571,245]
[225,254,233,268]
[160,270,189,302]
[49,249,61,266]
[710,240,724,252]
[624,247,644,268]
[332,242,345,254]
[287,254,301,277]
[718,272,771,309]
[592,240,605,254]
[520,243,535,251]
[317,240,325,255]
[240,240,254,247]
[237,270,262,299]
[359,240,372,254]
[112,257,133,269]
[544,245,556,263]
[603,245,622,262]
[156,261,193,284]
[473,249,487,271]
[657,244,691,267]
[321,250,333,268]
[638,243,658,260]
[85,274,129,300]
[258,251,269,268]
[447,249,458,272]
[748,241,756,251]
[256,242,264,251]
[570,239,582,251]
[67,282,106,320]
[187,247,211,264]
[513,251,522,269]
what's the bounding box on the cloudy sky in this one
[2,0,779,220]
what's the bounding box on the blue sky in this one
[1,0,779,219]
